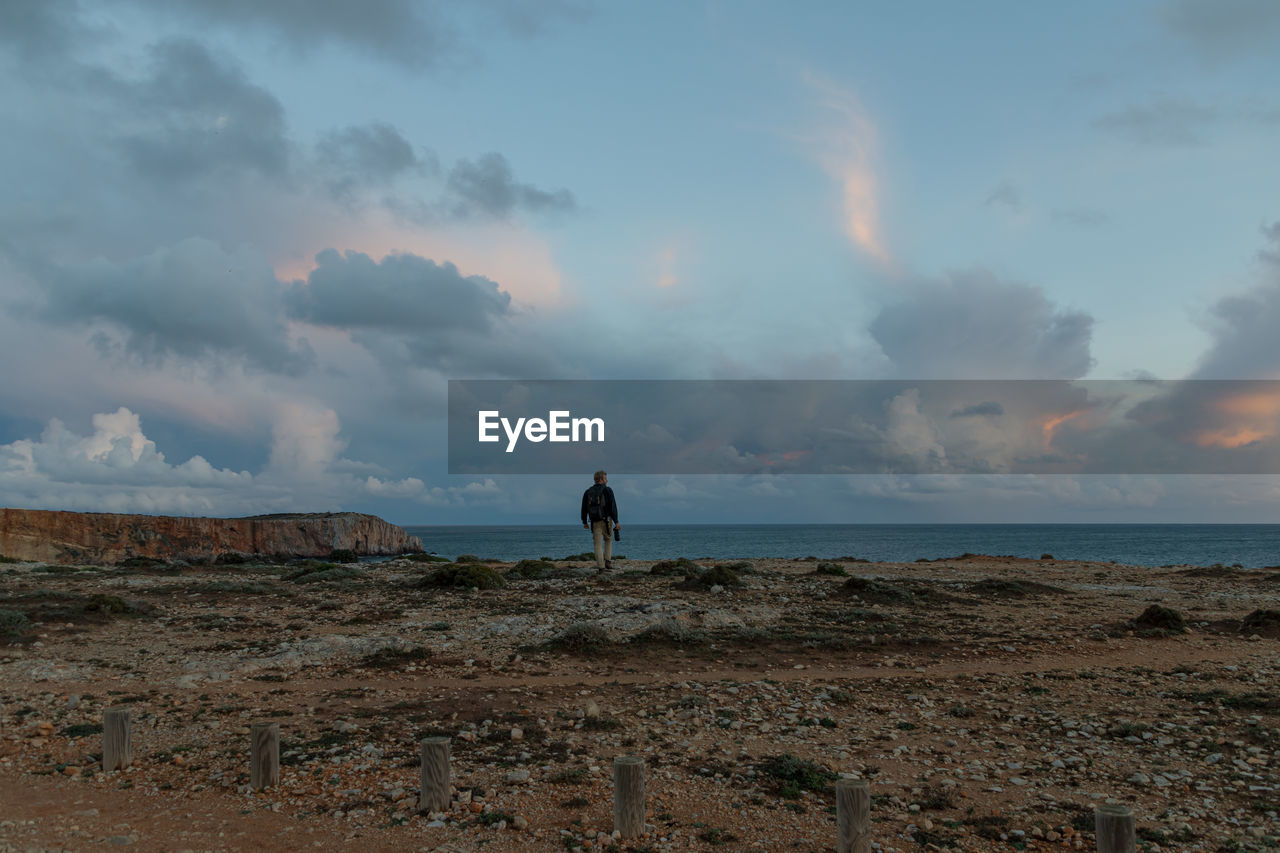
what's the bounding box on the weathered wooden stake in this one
[418,736,450,813]
[1095,803,1137,853]
[102,706,132,772]
[250,722,279,790]
[613,755,645,839]
[835,777,871,853]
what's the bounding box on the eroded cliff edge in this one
[0,508,423,564]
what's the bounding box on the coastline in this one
[2,553,1277,850]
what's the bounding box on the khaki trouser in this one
[591,519,613,568]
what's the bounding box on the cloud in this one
[984,181,1022,211]
[287,248,512,332]
[1092,99,1218,147]
[316,123,432,201]
[1051,207,1110,228]
[868,269,1095,379]
[114,38,291,184]
[0,405,436,516]
[802,73,890,266]
[951,401,1005,418]
[1191,223,1280,379]
[0,0,92,61]
[444,152,576,220]
[117,0,588,69]
[32,237,313,375]
[1160,0,1280,62]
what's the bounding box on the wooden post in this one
[250,722,279,790]
[1095,803,1136,853]
[613,755,645,839]
[418,736,450,813]
[102,707,132,772]
[835,778,871,853]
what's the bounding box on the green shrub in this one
[508,559,554,579]
[214,552,249,565]
[560,551,597,562]
[328,548,359,564]
[118,556,168,569]
[757,754,835,795]
[717,560,754,572]
[454,554,481,564]
[84,595,133,614]
[632,617,703,646]
[968,577,1063,597]
[404,553,451,563]
[1134,604,1186,634]
[0,554,19,564]
[1242,609,1280,633]
[650,557,702,576]
[549,621,611,651]
[838,577,914,604]
[677,565,743,590]
[813,562,848,576]
[419,564,506,590]
[34,564,90,574]
[0,609,30,637]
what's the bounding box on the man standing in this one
[581,470,620,573]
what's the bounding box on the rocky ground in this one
[1,550,1277,852]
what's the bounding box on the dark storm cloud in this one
[115,39,290,184]
[317,123,432,200]
[950,401,1004,418]
[868,270,1095,380]
[35,237,312,374]
[286,249,512,332]
[1092,100,1218,147]
[1160,0,1280,61]
[445,153,577,219]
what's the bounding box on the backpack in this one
[586,484,609,522]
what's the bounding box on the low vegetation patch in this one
[1133,604,1187,634]
[33,564,93,574]
[756,754,836,799]
[454,554,482,564]
[967,577,1064,597]
[547,621,611,652]
[0,554,19,564]
[0,609,30,638]
[418,563,506,590]
[837,576,915,604]
[404,553,451,563]
[358,646,431,669]
[560,551,597,562]
[812,562,848,576]
[187,580,282,595]
[631,617,704,646]
[1242,609,1280,637]
[676,565,743,590]
[507,559,554,579]
[649,557,702,576]
[328,548,359,564]
[284,563,362,584]
[214,552,250,565]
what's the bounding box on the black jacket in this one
[581,484,618,525]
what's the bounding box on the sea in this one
[399,524,1280,568]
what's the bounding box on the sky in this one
[1,0,1279,525]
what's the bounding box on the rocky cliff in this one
[0,508,423,564]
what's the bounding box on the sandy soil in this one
[1,552,1277,851]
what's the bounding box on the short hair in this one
[593,470,607,483]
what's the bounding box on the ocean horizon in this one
[401,522,1280,568]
